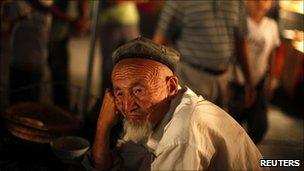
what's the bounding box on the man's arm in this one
[91,90,119,169]
[234,1,255,107]
[153,1,181,45]
[153,34,169,45]
[235,37,255,107]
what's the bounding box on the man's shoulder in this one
[160,93,231,141]
[168,91,247,141]
[170,88,231,126]
[174,94,229,125]
[155,96,241,155]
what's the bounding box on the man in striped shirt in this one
[154,0,255,108]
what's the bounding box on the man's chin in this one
[123,119,152,144]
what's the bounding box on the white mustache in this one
[121,107,153,118]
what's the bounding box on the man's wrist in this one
[96,125,111,139]
[97,117,116,133]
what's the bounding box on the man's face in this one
[112,58,173,127]
[247,0,273,16]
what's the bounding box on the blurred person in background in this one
[3,0,88,107]
[228,0,281,144]
[136,1,164,38]
[98,0,140,100]
[153,1,255,109]
[3,0,52,104]
[48,0,89,109]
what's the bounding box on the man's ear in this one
[166,76,179,96]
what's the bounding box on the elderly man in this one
[83,37,266,170]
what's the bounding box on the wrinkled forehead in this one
[112,58,170,81]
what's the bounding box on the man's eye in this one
[133,88,143,94]
[115,92,123,97]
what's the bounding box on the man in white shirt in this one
[229,0,281,144]
[83,37,267,170]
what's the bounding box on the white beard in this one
[123,119,152,144]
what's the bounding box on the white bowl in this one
[50,136,90,162]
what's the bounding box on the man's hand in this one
[98,89,119,128]
[92,89,119,169]
[96,89,119,134]
[235,37,256,108]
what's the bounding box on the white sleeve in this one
[151,143,208,170]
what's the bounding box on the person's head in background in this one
[246,0,273,22]
[111,37,180,144]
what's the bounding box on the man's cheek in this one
[135,95,148,101]
[114,100,124,113]
[135,100,151,110]
[114,97,122,106]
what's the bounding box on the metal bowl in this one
[50,136,90,162]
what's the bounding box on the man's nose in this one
[122,94,136,113]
